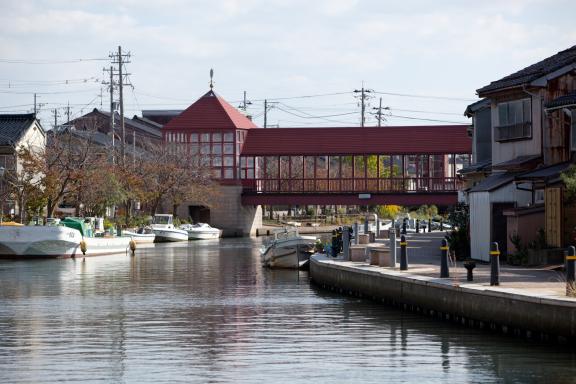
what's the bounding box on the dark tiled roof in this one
[492,155,541,171]
[468,172,517,193]
[477,45,576,96]
[89,109,162,138]
[515,161,573,185]
[464,98,490,117]
[458,160,492,175]
[545,91,576,109]
[0,113,37,146]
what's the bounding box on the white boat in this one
[150,214,188,242]
[123,227,156,244]
[0,225,82,258]
[180,223,221,240]
[0,219,132,258]
[260,227,317,269]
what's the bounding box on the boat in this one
[150,214,188,242]
[180,223,221,240]
[0,217,132,258]
[260,227,317,269]
[123,227,156,244]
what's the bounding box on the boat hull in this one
[187,230,221,240]
[82,236,133,256]
[152,228,189,242]
[123,231,156,244]
[0,226,82,258]
[261,236,316,269]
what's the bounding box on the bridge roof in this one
[241,125,471,156]
[163,90,258,131]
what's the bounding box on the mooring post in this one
[490,242,500,286]
[566,246,576,296]
[400,235,408,270]
[364,216,369,235]
[416,219,420,233]
[342,226,350,261]
[440,238,449,278]
[376,219,380,238]
[428,218,432,233]
[353,222,359,245]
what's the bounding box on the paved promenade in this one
[349,232,574,303]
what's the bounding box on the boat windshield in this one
[153,215,172,225]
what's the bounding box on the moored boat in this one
[151,214,188,242]
[123,227,156,244]
[260,227,317,269]
[180,223,221,240]
[0,217,133,258]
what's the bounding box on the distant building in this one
[162,90,261,236]
[142,110,183,125]
[0,113,46,219]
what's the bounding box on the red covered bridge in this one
[163,90,472,208]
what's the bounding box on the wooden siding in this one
[545,187,563,247]
[543,73,576,165]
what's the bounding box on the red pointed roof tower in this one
[162,89,259,181]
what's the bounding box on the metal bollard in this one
[364,216,369,236]
[566,246,576,296]
[353,222,359,245]
[440,238,449,278]
[342,226,350,261]
[400,235,408,270]
[390,230,397,266]
[490,242,500,286]
[464,260,476,281]
[416,219,420,233]
[376,219,380,238]
[428,218,432,233]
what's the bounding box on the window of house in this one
[495,98,532,141]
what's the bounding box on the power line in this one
[387,113,468,124]
[373,90,475,102]
[0,58,108,64]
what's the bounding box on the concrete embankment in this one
[310,254,576,342]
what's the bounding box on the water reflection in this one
[0,237,575,383]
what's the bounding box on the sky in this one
[1,0,575,129]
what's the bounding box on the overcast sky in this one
[1,0,575,128]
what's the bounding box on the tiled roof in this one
[163,90,258,131]
[458,160,492,175]
[477,45,576,96]
[545,91,576,110]
[241,125,471,156]
[468,172,517,193]
[515,161,573,184]
[0,113,38,146]
[464,98,490,117]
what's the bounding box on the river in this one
[0,237,575,383]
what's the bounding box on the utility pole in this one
[53,109,58,129]
[263,99,277,128]
[110,46,131,166]
[66,102,70,124]
[239,91,252,112]
[264,99,267,128]
[372,98,389,127]
[103,66,116,164]
[354,84,373,127]
[33,93,37,115]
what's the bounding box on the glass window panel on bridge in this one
[242,152,466,194]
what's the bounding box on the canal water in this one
[1,237,575,383]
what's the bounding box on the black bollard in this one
[440,238,449,278]
[490,242,500,286]
[464,260,476,281]
[566,246,576,296]
[402,218,407,235]
[400,235,408,270]
[416,219,420,234]
[428,218,432,233]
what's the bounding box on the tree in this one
[377,205,402,219]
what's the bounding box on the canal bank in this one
[310,234,576,342]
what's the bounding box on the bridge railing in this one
[244,177,462,194]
